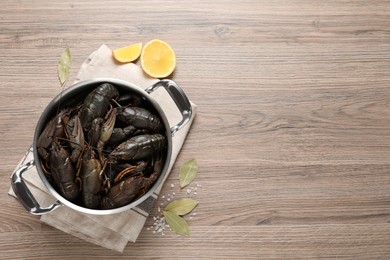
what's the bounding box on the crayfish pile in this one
[37,82,167,210]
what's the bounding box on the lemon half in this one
[141,39,176,78]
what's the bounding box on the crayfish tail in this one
[100,196,115,209]
[83,194,100,209]
[61,182,80,201]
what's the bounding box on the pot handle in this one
[145,79,192,135]
[10,160,61,215]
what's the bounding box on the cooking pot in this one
[11,78,192,215]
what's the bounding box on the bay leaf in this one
[163,210,189,236]
[58,47,71,85]
[179,158,198,188]
[164,198,198,216]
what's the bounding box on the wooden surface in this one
[1,0,390,258]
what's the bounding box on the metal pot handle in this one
[145,79,192,135]
[10,160,61,215]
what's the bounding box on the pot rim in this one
[33,78,173,215]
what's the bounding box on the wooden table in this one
[1,1,390,258]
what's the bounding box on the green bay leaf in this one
[179,158,198,188]
[58,47,72,85]
[164,198,198,216]
[163,210,189,236]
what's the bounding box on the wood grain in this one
[1,0,390,258]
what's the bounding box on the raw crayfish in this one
[37,110,69,161]
[49,141,80,201]
[101,156,163,209]
[110,134,166,161]
[79,83,119,132]
[36,82,167,210]
[80,149,103,209]
[117,107,164,133]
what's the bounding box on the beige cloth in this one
[9,45,197,252]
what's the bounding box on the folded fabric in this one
[9,44,197,252]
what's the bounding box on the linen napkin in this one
[9,44,197,252]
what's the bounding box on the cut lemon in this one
[141,39,176,78]
[112,42,143,63]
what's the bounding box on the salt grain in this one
[186,189,191,194]
[170,183,175,188]
[194,192,197,195]
[161,195,165,199]
[150,214,169,236]
[167,198,171,201]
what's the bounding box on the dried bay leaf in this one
[58,47,72,85]
[164,198,198,216]
[160,159,199,236]
[179,158,198,188]
[163,210,189,236]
